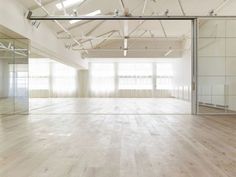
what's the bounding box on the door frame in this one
[28,14,202,114]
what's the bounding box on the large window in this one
[29,59,50,90]
[156,63,173,90]
[52,62,77,96]
[90,63,115,94]
[88,62,177,97]
[29,59,77,97]
[118,63,152,90]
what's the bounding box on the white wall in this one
[0,0,87,69]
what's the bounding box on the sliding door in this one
[197,19,236,114]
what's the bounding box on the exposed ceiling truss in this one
[0,42,28,57]
[27,0,234,58]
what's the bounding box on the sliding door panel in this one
[197,19,236,114]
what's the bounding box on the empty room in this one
[0,0,236,177]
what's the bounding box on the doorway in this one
[28,19,195,115]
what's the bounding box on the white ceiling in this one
[18,0,236,58]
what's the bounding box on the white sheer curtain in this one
[156,63,173,90]
[88,62,177,98]
[29,59,78,98]
[118,63,153,97]
[89,63,115,97]
[154,63,173,98]
[51,62,77,97]
[29,59,50,97]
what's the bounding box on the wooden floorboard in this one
[29,98,191,114]
[0,99,235,177]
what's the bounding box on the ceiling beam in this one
[85,21,106,36]
[57,20,92,35]
[31,0,83,48]
[213,0,231,14]
[159,20,167,37]
[177,0,186,16]
[71,20,106,47]
[58,36,183,40]
[30,0,57,10]
[30,0,89,11]
[94,31,117,49]
[57,12,113,35]
[128,30,147,48]
[59,0,68,15]
[119,0,125,10]
[28,14,236,21]
[72,30,120,47]
[128,20,145,36]
[142,0,148,16]
[73,48,184,52]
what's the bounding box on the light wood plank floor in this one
[30,98,191,114]
[0,99,235,177]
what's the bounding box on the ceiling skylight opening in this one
[69,10,102,24]
[56,0,84,10]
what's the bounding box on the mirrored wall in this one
[198,19,236,114]
[0,38,29,114]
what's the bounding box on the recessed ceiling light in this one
[69,10,101,24]
[56,0,84,10]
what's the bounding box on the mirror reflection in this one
[0,38,29,114]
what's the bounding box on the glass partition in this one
[0,38,29,114]
[198,19,236,114]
